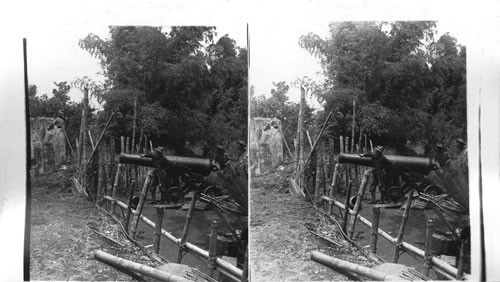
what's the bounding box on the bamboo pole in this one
[357,127,363,154]
[97,144,105,203]
[138,129,144,154]
[371,206,381,253]
[393,190,414,263]
[324,195,467,279]
[85,112,116,169]
[94,250,187,282]
[177,190,200,263]
[348,169,371,239]
[105,143,112,197]
[130,170,154,239]
[208,220,219,278]
[423,218,434,277]
[124,177,136,231]
[132,93,138,154]
[79,87,89,188]
[126,137,130,154]
[342,180,352,233]
[295,85,306,188]
[364,134,368,154]
[75,138,80,163]
[88,130,95,151]
[314,152,322,207]
[153,206,164,254]
[144,134,149,153]
[106,197,244,280]
[306,130,313,149]
[311,251,400,281]
[111,164,124,213]
[351,99,356,153]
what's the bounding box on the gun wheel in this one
[203,185,222,197]
[423,185,442,197]
[165,186,184,203]
[386,186,403,203]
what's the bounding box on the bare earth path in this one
[30,167,158,281]
[250,166,373,281]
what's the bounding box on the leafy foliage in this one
[79,27,247,152]
[300,21,466,155]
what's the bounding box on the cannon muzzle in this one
[119,153,215,176]
[337,153,436,175]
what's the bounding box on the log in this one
[94,250,188,282]
[311,251,401,281]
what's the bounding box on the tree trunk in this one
[80,88,89,193]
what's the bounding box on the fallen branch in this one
[310,231,342,247]
[90,227,125,247]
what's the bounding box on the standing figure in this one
[360,146,392,203]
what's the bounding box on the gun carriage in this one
[338,153,442,202]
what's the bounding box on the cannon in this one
[119,153,217,177]
[119,152,220,205]
[337,153,442,202]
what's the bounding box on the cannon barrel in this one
[119,153,214,176]
[337,153,436,175]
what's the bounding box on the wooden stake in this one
[423,218,434,277]
[346,137,350,153]
[177,190,200,263]
[124,178,136,231]
[371,206,381,253]
[121,136,125,153]
[364,134,368,154]
[130,170,154,239]
[132,93,138,154]
[357,127,363,154]
[144,134,149,153]
[105,143,112,197]
[75,138,80,163]
[208,220,219,278]
[138,128,144,154]
[314,154,322,207]
[153,206,164,254]
[393,190,414,263]
[340,136,344,153]
[126,137,130,154]
[348,170,371,239]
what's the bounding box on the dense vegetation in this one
[252,21,466,157]
[79,26,248,154]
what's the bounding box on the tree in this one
[80,26,247,153]
[299,21,466,155]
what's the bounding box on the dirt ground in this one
[30,164,161,281]
[250,162,375,281]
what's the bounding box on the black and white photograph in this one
[3,1,500,281]
[24,24,248,281]
[249,20,470,280]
